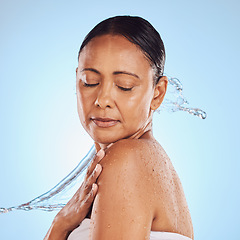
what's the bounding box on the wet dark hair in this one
[78,15,165,85]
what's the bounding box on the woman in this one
[45,16,194,240]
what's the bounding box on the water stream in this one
[0,75,206,214]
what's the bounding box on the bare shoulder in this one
[96,137,170,209]
[90,139,162,239]
[100,138,168,172]
[92,138,193,239]
[100,138,193,237]
[98,138,155,188]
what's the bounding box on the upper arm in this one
[90,140,154,240]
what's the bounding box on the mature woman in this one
[45,16,194,240]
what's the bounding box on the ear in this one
[150,76,168,111]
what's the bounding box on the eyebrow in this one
[113,71,139,79]
[81,68,139,79]
[81,68,100,74]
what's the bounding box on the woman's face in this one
[76,34,156,146]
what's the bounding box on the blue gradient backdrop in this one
[0,0,239,239]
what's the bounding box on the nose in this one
[94,83,114,109]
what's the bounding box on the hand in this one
[44,149,104,240]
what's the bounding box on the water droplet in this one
[158,75,207,119]
[0,208,8,214]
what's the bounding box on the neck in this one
[95,110,154,151]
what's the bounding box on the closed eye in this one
[117,86,133,91]
[83,82,99,87]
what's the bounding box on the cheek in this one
[118,90,152,122]
[77,89,94,123]
[76,97,85,126]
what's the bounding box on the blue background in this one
[0,0,239,239]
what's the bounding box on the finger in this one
[93,163,102,179]
[83,164,102,193]
[91,183,98,196]
[86,149,105,178]
[83,183,98,207]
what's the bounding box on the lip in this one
[91,117,120,128]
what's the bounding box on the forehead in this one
[78,35,152,78]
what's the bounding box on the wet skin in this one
[75,34,194,240]
[76,34,167,149]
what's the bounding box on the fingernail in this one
[95,164,99,172]
[96,149,105,158]
[92,183,97,191]
[95,163,102,172]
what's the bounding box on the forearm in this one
[44,218,69,240]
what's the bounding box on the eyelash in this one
[83,82,133,91]
[83,83,99,87]
[117,86,133,91]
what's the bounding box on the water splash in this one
[0,146,96,214]
[0,75,206,214]
[159,75,207,119]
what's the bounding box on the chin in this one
[94,136,120,145]
[87,127,137,145]
[89,131,124,146]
